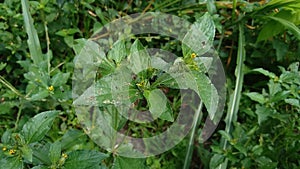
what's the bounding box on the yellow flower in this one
[9,149,16,155]
[48,85,54,91]
[62,153,68,158]
[191,53,197,59]
[2,147,7,151]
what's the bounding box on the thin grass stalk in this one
[183,101,203,169]
[216,23,245,169]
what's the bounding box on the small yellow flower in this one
[191,53,197,59]
[2,147,7,151]
[48,85,54,91]
[9,149,16,155]
[62,153,68,158]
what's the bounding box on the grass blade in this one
[216,23,245,169]
[21,0,43,65]
[183,101,203,169]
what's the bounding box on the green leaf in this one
[233,144,247,156]
[22,111,59,143]
[108,39,127,64]
[112,156,148,169]
[148,89,167,119]
[193,71,219,121]
[0,62,6,71]
[255,105,273,125]
[128,39,150,74]
[51,72,70,87]
[21,0,43,65]
[60,129,86,150]
[244,92,266,104]
[20,144,33,162]
[30,90,49,101]
[182,12,215,56]
[218,130,232,141]
[258,13,300,42]
[209,154,226,169]
[252,68,276,79]
[56,28,80,37]
[267,16,300,40]
[284,98,300,108]
[31,142,52,165]
[1,129,12,144]
[49,141,61,164]
[272,39,288,61]
[63,150,109,169]
[158,102,174,122]
[0,157,23,169]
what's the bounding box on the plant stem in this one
[183,101,203,169]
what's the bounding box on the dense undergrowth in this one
[0,0,300,168]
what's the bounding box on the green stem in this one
[183,101,203,169]
[232,0,237,21]
[0,75,25,98]
[217,23,245,169]
[14,102,24,131]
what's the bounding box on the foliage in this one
[0,0,299,168]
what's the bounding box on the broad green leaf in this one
[148,89,167,119]
[182,12,215,56]
[31,142,53,165]
[108,40,127,64]
[255,105,273,125]
[258,12,300,42]
[49,141,61,164]
[193,71,219,120]
[0,157,23,169]
[272,37,288,61]
[218,130,232,141]
[270,91,290,103]
[22,111,59,143]
[288,62,299,72]
[51,72,70,87]
[63,150,109,169]
[284,98,300,108]
[20,144,33,162]
[267,16,300,40]
[233,144,247,156]
[209,154,226,169]
[257,19,284,42]
[73,39,88,55]
[252,68,276,79]
[24,66,49,88]
[0,62,6,71]
[21,0,43,65]
[112,156,148,169]
[153,73,179,89]
[244,92,266,104]
[60,129,86,150]
[158,102,174,122]
[128,39,150,74]
[30,90,49,101]
[1,129,12,144]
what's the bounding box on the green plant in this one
[1,0,300,168]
